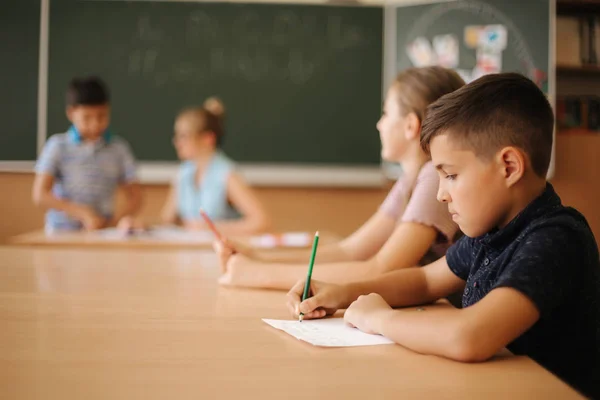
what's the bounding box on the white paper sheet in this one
[93,227,213,243]
[92,228,131,241]
[262,318,394,347]
[147,227,213,243]
[249,232,311,248]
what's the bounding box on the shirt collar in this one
[479,182,562,249]
[68,125,112,145]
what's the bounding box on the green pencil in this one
[299,231,320,322]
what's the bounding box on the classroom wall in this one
[2,139,599,245]
[0,174,45,242]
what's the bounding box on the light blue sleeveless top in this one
[176,151,241,221]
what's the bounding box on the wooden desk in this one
[0,247,582,399]
[8,229,340,250]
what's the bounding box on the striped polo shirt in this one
[35,126,137,231]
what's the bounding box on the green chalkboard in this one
[47,1,383,164]
[396,0,550,92]
[0,0,40,160]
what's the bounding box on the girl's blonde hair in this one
[392,66,465,122]
[177,97,226,146]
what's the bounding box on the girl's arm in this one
[251,209,399,264]
[219,220,438,289]
[213,172,271,236]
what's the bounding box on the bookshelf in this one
[556,1,600,135]
[557,0,600,15]
[547,2,600,245]
[558,127,600,135]
[557,64,600,76]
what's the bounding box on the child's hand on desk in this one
[344,293,393,335]
[215,237,256,258]
[215,244,256,287]
[75,206,106,231]
[286,279,348,320]
[217,253,248,287]
[214,240,236,274]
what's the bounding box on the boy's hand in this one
[286,279,350,320]
[344,293,393,335]
[75,206,106,231]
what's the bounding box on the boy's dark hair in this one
[420,73,554,178]
[66,76,110,106]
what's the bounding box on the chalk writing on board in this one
[186,10,219,44]
[126,10,371,86]
[135,15,163,42]
[128,48,159,76]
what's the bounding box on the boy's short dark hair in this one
[420,73,554,178]
[66,76,110,106]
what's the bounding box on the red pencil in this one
[199,209,224,242]
[200,209,237,255]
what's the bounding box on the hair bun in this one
[203,97,225,118]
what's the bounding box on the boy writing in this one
[33,77,142,231]
[287,73,600,398]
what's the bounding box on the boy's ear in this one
[498,146,525,187]
[404,112,421,141]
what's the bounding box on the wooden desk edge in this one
[8,230,341,251]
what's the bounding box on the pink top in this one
[380,161,459,264]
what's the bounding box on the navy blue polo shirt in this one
[446,183,600,399]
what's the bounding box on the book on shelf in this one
[557,15,600,67]
[556,96,600,133]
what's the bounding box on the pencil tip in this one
[315,231,319,236]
